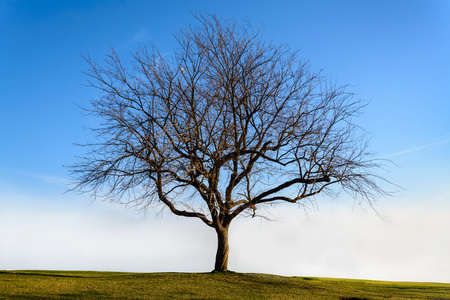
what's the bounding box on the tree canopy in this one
[70,14,389,271]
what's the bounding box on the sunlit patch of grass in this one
[1,270,449,299]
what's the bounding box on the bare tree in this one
[70,14,388,272]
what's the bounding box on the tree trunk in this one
[214,226,229,272]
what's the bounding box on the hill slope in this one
[1,270,449,299]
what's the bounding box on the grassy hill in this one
[1,270,449,299]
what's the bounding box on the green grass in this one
[1,270,449,299]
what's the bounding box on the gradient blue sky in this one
[1,0,450,282]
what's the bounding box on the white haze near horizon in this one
[1,192,450,283]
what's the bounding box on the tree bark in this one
[214,226,230,272]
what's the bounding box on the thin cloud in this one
[129,27,150,44]
[386,137,450,158]
[16,171,68,186]
[120,25,151,49]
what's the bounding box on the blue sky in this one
[1,0,450,282]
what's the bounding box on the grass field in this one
[1,270,449,299]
